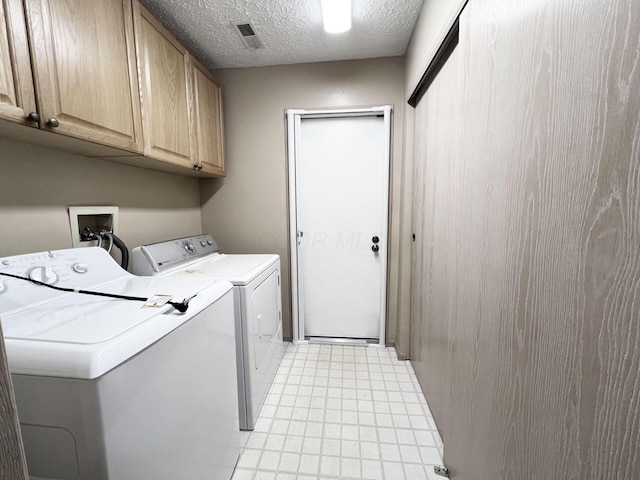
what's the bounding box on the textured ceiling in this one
[139,0,425,70]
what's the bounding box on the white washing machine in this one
[0,247,239,480]
[132,234,286,431]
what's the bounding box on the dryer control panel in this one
[132,235,220,276]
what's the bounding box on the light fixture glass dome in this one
[321,0,352,33]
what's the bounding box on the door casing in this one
[286,106,392,345]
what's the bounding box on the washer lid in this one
[3,296,168,344]
[175,254,280,285]
[2,276,233,379]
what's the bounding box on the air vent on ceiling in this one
[231,20,265,50]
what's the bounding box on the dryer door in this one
[251,269,281,369]
[245,267,283,427]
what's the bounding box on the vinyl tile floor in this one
[231,343,444,480]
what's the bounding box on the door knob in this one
[372,236,380,244]
[47,118,59,127]
[371,244,379,253]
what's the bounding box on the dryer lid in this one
[176,254,280,285]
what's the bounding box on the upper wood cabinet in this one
[134,3,194,169]
[23,0,143,152]
[190,57,225,176]
[0,0,225,177]
[0,0,37,126]
[133,2,226,176]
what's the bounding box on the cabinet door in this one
[24,0,143,152]
[134,3,193,168]
[190,58,225,176]
[0,0,36,125]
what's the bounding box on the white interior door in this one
[288,109,391,342]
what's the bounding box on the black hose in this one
[0,272,195,313]
[100,232,129,270]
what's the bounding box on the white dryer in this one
[0,247,239,480]
[132,234,286,430]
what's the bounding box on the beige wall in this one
[0,138,202,258]
[201,57,406,342]
[404,0,467,98]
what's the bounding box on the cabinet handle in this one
[27,112,40,123]
[46,118,59,128]
[193,164,203,170]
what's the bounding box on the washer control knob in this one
[0,279,5,293]
[207,240,213,245]
[200,241,207,247]
[183,241,196,255]
[29,266,58,284]
[2,260,10,266]
[73,263,89,273]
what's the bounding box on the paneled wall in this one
[409,0,640,478]
[411,42,461,444]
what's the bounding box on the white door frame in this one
[286,106,392,346]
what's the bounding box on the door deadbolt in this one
[372,236,380,244]
[371,244,380,253]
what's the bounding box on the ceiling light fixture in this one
[321,0,352,34]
